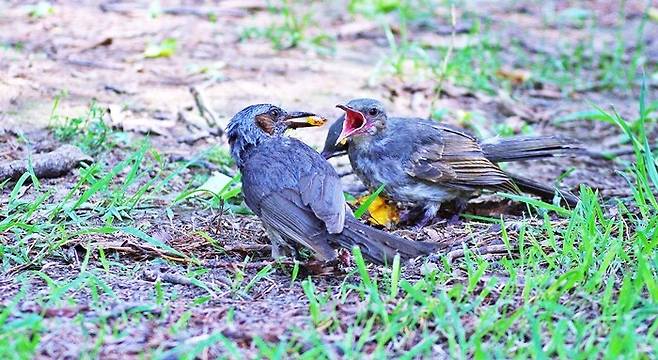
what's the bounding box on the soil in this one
[1,0,655,358]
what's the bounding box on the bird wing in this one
[241,138,347,258]
[404,124,519,193]
[258,189,336,260]
[298,170,346,234]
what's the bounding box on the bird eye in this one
[368,108,379,116]
[269,108,281,118]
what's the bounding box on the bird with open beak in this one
[334,98,582,227]
[226,104,438,264]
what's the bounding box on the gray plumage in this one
[334,98,581,226]
[227,104,437,264]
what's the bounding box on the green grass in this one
[2,2,658,358]
[146,82,655,358]
[1,103,247,273]
[3,81,658,359]
[364,0,655,100]
[2,101,657,359]
[241,0,334,55]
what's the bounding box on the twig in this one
[95,303,162,321]
[99,2,249,17]
[104,83,135,95]
[65,57,123,70]
[20,305,91,318]
[142,267,226,296]
[204,258,344,276]
[222,244,272,254]
[428,5,457,119]
[162,6,245,18]
[212,202,226,235]
[204,259,294,269]
[584,145,658,160]
[189,86,224,136]
[447,244,511,263]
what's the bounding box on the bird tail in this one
[331,218,439,265]
[481,136,584,163]
[509,174,579,207]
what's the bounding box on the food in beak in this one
[284,113,327,128]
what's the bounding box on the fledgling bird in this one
[226,104,438,264]
[333,98,582,227]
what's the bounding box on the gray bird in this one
[226,104,438,264]
[333,98,581,227]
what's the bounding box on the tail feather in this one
[509,174,579,207]
[331,218,439,265]
[482,136,584,163]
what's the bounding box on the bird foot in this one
[399,208,423,225]
[446,214,461,226]
[412,214,434,230]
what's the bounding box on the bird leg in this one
[399,206,424,224]
[414,203,441,230]
[264,226,296,259]
[446,198,468,225]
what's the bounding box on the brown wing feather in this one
[405,125,519,194]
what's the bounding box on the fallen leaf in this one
[106,106,176,135]
[198,172,234,196]
[353,195,400,228]
[496,68,531,85]
[144,38,177,58]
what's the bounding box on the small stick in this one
[190,86,224,136]
[447,244,511,263]
[584,145,658,160]
[204,259,294,269]
[143,267,224,296]
[222,244,272,254]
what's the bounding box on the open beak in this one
[284,111,327,129]
[335,104,366,145]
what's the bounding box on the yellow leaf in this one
[649,8,658,22]
[358,195,400,228]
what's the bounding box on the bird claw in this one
[412,210,437,230]
[446,214,462,226]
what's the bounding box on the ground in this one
[1,0,657,359]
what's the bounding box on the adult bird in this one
[333,98,582,227]
[226,104,438,264]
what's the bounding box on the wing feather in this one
[405,124,519,193]
[259,189,336,260]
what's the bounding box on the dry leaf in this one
[496,68,531,85]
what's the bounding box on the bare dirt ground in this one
[1,0,657,358]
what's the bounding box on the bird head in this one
[335,98,387,145]
[226,104,325,167]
